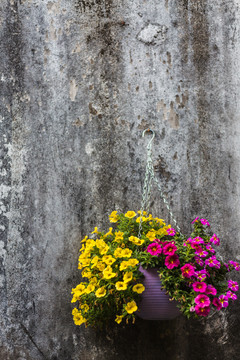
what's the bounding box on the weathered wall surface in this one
[1,0,240,359]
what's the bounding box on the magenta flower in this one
[192,281,207,293]
[147,242,162,256]
[196,249,208,258]
[205,256,221,269]
[228,261,240,271]
[181,264,195,278]
[195,270,209,281]
[200,219,210,226]
[212,297,222,310]
[195,305,211,316]
[205,284,217,296]
[226,291,237,300]
[219,295,229,308]
[192,236,205,245]
[194,294,210,307]
[167,228,176,236]
[228,280,239,292]
[192,217,199,224]
[206,244,215,254]
[165,254,180,269]
[209,234,220,246]
[194,256,204,267]
[163,242,178,255]
[224,263,230,272]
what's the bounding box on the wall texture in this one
[1,0,240,359]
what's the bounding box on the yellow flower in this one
[103,266,117,279]
[156,226,169,236]
[121,248,132,258]
[99,245,109,255]
[114,231,124,242]
[91,255,99,268]
[137,210,147,216]
[146,229,156,241]
[71,283,86,302]
[154,218,165,226]
[81,236,88,243]
[82,268,92,278]
[109,210,119,223]
[114,248,123,258]
[85,239,96,250]
[91,227,99,234]
[71,291,82,303]
[78,258,91,268]
[96,239,106,248]
[90,276,98,285]
[132,284,145,294]
[128,236,145,246]
[119,261,129,271]
[127,258,139,267]
[123,271,133,283]
[102,255,116,265]
[95,286,107,298]
[85,284,95,294]
[124,211,136,219]
[103,227,113,238]
[136,216,148,223]
[125,300,138,314]
[97,261,106,271]
[115,315,123,324]
[115,281,128,290]
[72,309,86,325]
[81,304,89,312]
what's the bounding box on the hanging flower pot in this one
[137,266,181,320]
[71,130,240,327]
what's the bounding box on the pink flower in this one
[192,236,205,245]
[219,295,229,308]
[195,305,211,316]
[212,297,222,310]
[206,244,215,254]
[194,294,211,307]
[194,270,209,281]
[205,256,221,269]
[147,243,162,256]
[200,219,210,226]
[192,281,207,293]
[196,250,208,258]
[224,263,230,272]
[165,254,180,269]
[181,264,195,278]
[190,306,195,312]
[228,280,239,292]
[167,228,176,236]
[205,284,217,295]
[194,256,204,267]
[228,261,240,271]
[209,234,220,246]
[163,242,178,255]
[226,291,237,300]
[192,217,199,224]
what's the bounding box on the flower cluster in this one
[71,211,239,327]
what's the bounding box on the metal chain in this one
[138,129,181,238]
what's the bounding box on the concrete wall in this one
[1,0,240,359]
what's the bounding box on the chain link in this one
[138,129,181,238]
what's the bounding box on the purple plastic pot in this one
[137,266,181,320]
